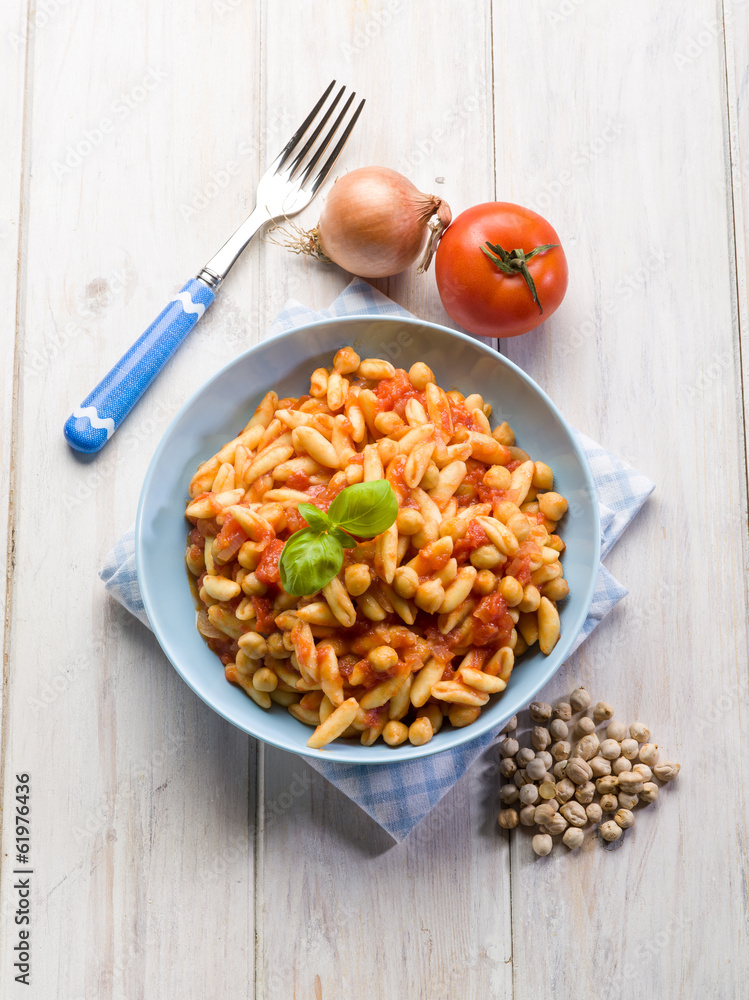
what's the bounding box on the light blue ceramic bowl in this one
[136,315,600,763]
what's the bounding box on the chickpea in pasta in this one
[184,348,570,749]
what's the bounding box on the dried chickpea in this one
[606,720,627,742]
[615,808,635,829]
[590,755,612,778]
[575,733,600,761]
[383,721,408,746]
[553,701,572,722]
[612,757,633,775]
[639,782,659,804]
[569,687,591,712]
[529,701,553,723]
[501,715,518,734]
[575,716,596,737]
[630,721,651,743]
[519,783,539,806]
[515,747,535,767]
[408,717,433,746]
[539,781,557,800]
[653,761,680,782]
[498,808,519,830]
[514,770,529,788]
[534,801,558,825]
[552,761,568,780]
[574,781,596,805]
[549,718,569,741]
[586,802,602,824]
[599,738,622,761]
[531,727,551,751]
[617,772,644,794]
[555,778,575,804]
[499,784,520,805]
[525,757,547,782]
[565,758,592,786]
[600,820,623,842]
[500,738,519,758]
[633,763,653,782]
[519,805,537,826]
[639,743,660,766]
[563,827,585,850]
[536,750,553,771]
[560,801,587,827]
[620,738,640,760]
[532,834,553,857]
[600,794,619,813]
[499,758,517,779]
[596,775,618,795]
[618,791,639,810]
[593,701,614,723]
[545,813,568,836]
[551,740,571,762]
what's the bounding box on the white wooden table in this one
[2,2,748,997]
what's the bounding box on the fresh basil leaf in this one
[279,527,343,596]
[329,525,358,549]
[297,502,331,532]
[327,480,398,537]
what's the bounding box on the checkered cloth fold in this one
[100,279,654,841]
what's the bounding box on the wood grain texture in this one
[1,0,748,998]
[0,2,264,996]
[494,2,749,998]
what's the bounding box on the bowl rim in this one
[136,312,600,764]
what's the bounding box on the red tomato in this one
[435,202,568,338]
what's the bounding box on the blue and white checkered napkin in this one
[100,279,654,842]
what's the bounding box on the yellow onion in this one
[298,166,452,278]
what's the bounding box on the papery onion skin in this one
[315,166,451,278]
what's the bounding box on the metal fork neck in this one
[198,203,271,288]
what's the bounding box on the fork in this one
[64,81,365,453]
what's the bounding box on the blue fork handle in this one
[64,277,216,453]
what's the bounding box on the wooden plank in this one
[257,2,512,997]
[0,2,264,996]
[493,2,749,998]
[724,0,749,488]
[0,0,28,744]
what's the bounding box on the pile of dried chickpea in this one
[496,686,680,854]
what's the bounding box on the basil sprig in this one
[279,480,398,596]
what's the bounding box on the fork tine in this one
[286,85,346,177]
[275,79,336,173]
[298,92,359,191]
[306,98,366,194]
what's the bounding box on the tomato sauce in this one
[255,538,285,585]
[374,369,426,417]
[286,470,310,491]
[386,454,409,504]
[214,515,247,562]
[364,706,386,728]
[505,460,521,473]
[252,596,276,633]
[449,398,482,431]
[477,484,508,507]
[471,592,514,647]
[453,519,491,560]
